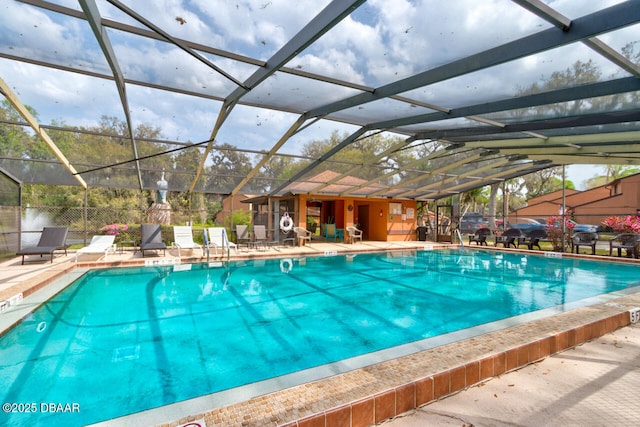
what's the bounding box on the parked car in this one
[459,212,489,233]
[543,218,601,233]
[568,220,601,233]
[507,218,546,235]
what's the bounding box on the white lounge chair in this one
[75,235,116,262]
[207,227,238,256]
[172,226,204,257]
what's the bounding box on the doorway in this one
[356,205,369,240]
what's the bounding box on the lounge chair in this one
[207,227,238,255]
[75,235,116,262]
[140,224,167,257]
[468,228,491,246]
[520,228,547,250]
[571,232,598,255]
[293,226,312,246]
[172,225,204,257]
[324,223,338,242]
[17,226,69,264]
[346,225,363,244]
[495,228,522,248]
[609,233,639,258]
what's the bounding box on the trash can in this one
[417,226,427,241]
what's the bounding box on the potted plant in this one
[306,217,317,233]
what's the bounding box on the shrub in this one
[546,216,574,251]
[602,215,640,234]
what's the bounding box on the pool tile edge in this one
[152,294,640,427]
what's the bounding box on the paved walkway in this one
[383,322,640,427]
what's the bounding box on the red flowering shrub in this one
[546,216,574,251]
[602,215,640,234]
[100,223,130,243]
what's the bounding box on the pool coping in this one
[2,245,640,426]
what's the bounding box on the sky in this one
[566,164,603,190]
[0,0,633,191]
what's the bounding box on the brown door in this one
[357,205,369,240]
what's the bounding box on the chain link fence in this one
[16,205,210,252]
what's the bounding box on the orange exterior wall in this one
[512,173,640,225]
[297,195,417,242]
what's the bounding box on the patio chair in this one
[75,235,116,262]
[520,228,547,250]
[324,223,338,242]
[207,227,238,256]
[17,226,69,264]
[172,225,204,257]
[495,228,522,248]
[235,224,251,247]
[468,228,491,246]
[280,229,296,246]
[140,224,167,257]
[252,225,269,250]
[609,233,639,258]
[346,225,363,244]
[571,232,598,255]
[293,226,312,246]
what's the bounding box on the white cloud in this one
[1,0,635,170]
[1,2,99,66]
[187,0,331,56]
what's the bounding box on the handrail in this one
[456,229,464,249]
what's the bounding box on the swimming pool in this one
[1,249,639,426]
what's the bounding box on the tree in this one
[522,167,574,199]
[300,130,409,183]
[515,60,602,118]
[583,165,640,189]
[503,58,615,203]
[487,183,500,227]
[208,143,253,193]
[460,187,488,214]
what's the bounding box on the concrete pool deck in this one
[1,240,640,427]
[384,321,640,427]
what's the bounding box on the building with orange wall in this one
[512,173,640,226]
[235,171,419,243]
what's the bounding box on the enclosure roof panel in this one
[1,0,639,199]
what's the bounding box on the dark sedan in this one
[508,218,545,235]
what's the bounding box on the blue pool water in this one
[1,249,639,426]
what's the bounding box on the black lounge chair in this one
[495,228,522,248]
[518,228,547,250]
[609,233,639,258]
[16,226,69,264]
[140,224,167,257]
[468,228,491,246]
[572,232,598,255]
